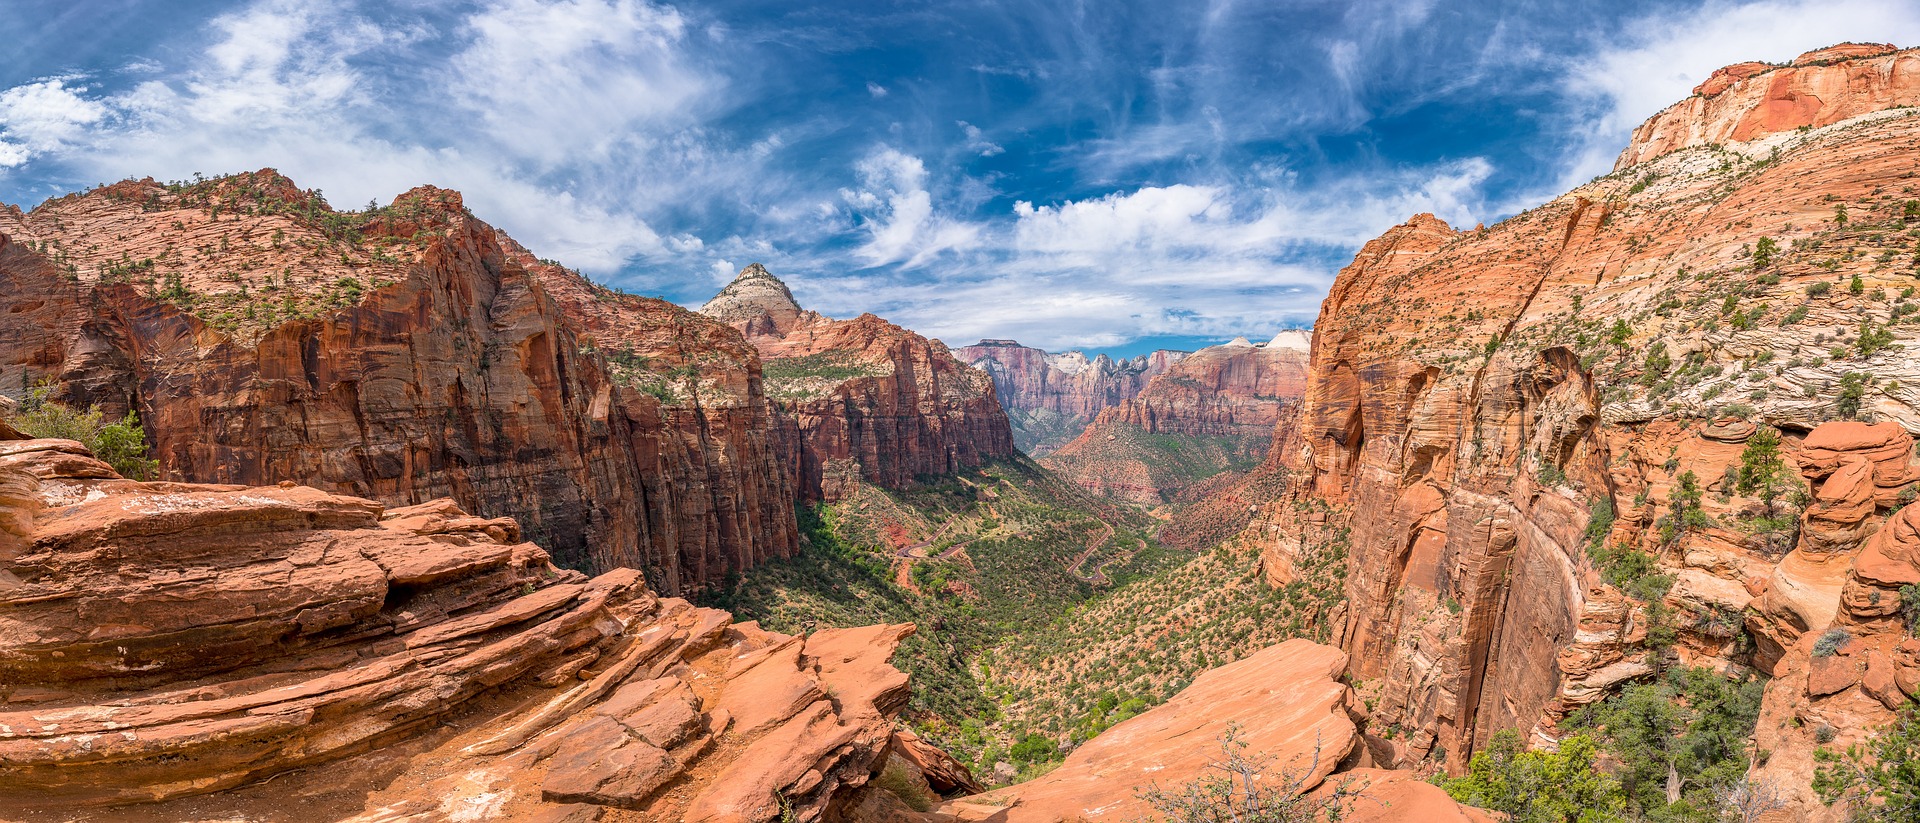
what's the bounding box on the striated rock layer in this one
[1618,43,1920,169]
[1044,332,1310,505]
[0,172,795,593]
[1226,43,1920,819]
[0,433,947,821]
[700,265,1016,501]
[956,339,1186,456]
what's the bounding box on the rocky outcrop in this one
[938,639,1492,822]
[0,434,945,821]
[1226,46,1920,815]
[1043,332,1310,504]
[1617,43,1920,168]
[0,172,796,593]
[957,340,1186,455]
[701,265,1016,501]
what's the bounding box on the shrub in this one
[1815,703,1920,820]
[1837,372,1873,420]
[1807,281,1832,297]
[1142,725,1360,823]
[1441,730,1626,823]
[1812,627,1851,658]
[9,384,158,480]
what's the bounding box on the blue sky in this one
[3,1,1918,356]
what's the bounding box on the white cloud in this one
[0,77,109,168]
[958,121,1005,157]
[449,0,711,168]
[866,81,889,97]
[842,147,983,268]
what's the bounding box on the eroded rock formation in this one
[0,172,795,593]
[700,265,1016,501]
[0,433,946,821]
[938,640,1491,822]
[956,340,1186,455]
[1618,43,1920,168]
[1228,42,1920,819]
[1044,332,1310,505]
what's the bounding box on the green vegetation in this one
[760,351,888,399]
[9,383,158,480]
[1657,470,1713,546]
[1142,725,1356,823]
[1815,704,1920,821]
[1837,372,1873,420]
[1561,667,1767,820]
[1440,730,1625,823]
[708,454,1348,784]
[1751,236,1779,269]
[1736,427,1802,555]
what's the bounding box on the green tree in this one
[1441,730,1626,823]
[10,383,158,481]
[1752,236,1779,269]
[1850,274,1865,296]
[1814,704,1920,821]
[1609,319,1633,347]
[1837,372,1872,420]
[1658,471,1712,545]
[1836,203,1849,226]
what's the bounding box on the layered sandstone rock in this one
[0,434,942,821]
[1044,332,1310,505]
[937,640,1491,822]
[1225,45,1920,816]
[700,265,1016,501]
[0,172,796,592]
[1617,43,1920,168]
[956,340,1186,455]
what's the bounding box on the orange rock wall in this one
[0,179,796,593]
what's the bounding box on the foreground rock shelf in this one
[0,434,936,821]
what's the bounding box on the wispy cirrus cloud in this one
[0,0,1914,354]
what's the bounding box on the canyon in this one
[957,339,1184,455]
[4,30,1920,823]
[1043,331,1311,505]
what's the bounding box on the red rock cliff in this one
[1238,47,1920,818]
[1044,332,1310,504]
[1617,43,1920,169]
[700,264,1017,501]
[956,339,1186,455]
[0,172,796,593]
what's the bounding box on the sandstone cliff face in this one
[0,434,941,821]
[0,172,796,593]
[1236,44,1920,815]
[956,339,1186,455]
[700,265,1016,501]
[1617,43,1920,169]
[1044,332,1310,505]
